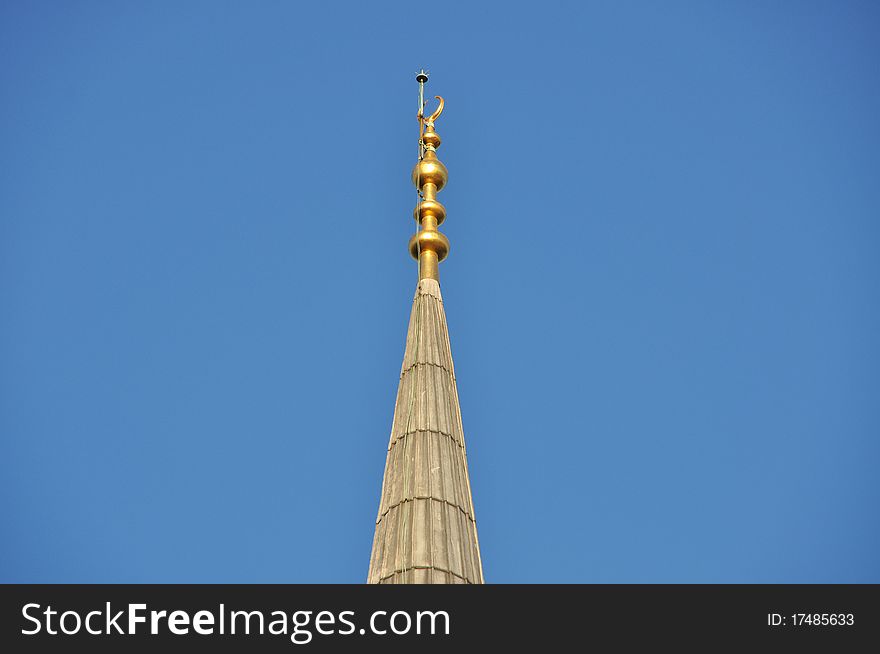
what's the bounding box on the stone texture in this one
[368,278,484,584]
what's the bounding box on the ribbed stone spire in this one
[367,278,484,584]
[367,74,484,584]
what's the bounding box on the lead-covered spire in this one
[367,73,484,584]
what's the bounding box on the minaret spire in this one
[367,73,484,584]
[410,71,450,281]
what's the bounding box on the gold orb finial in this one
[411,75,450,282]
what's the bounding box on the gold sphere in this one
[412,154,448,191]
[408,230,450,261]
[422,130,441,149]
[413,199,446,225]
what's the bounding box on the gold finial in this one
[410,71,449,281]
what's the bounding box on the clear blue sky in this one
[2,1,878,583]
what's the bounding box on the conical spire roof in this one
[367,278,484,583]
[368,75,483,584]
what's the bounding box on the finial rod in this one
[416,69,428,119]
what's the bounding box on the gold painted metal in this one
[413,199,445,225]
[411,93,450,281]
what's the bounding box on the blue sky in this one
[1,1,878,582]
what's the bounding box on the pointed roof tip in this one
[416,277,442,299]
[368,273,483,584]
[367,74,481,585]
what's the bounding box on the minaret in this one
[367,72,484,584]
